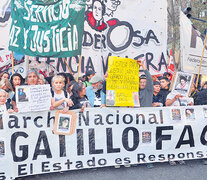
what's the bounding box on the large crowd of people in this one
[0,60,207,114]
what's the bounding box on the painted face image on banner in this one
[86,0,107,32]
[103,0,121,17]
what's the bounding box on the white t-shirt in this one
[53,91,69,110]
[166,91,193,106]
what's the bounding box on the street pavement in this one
[17,159,207,180]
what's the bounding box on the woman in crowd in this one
[66,80,76,96]
[70,82,91,111]
[10,73,24,90]
[0,72,10,81]
[0,89,14,113]
[51,75,73,111]
[0,78,14,99]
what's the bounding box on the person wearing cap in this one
[159,76,171,105]
[86,75,104,107]
[194,81,207,105]
[152,81,165,107]
[83,70,96,87]
[137,60,153,107]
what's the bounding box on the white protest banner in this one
[1,106,207,179]
[16,84,51,112]
[180,11,207,75]
[28,0,168,76]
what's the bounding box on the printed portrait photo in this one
[133,92,140,107]
[171,109,181,121]
[106,90,115,106]
[172,72,194,96]
[0,141,5,157]
[185,108,195,121]
[142,132,152,144]
[17,87,29,102]
[57,114,72,133]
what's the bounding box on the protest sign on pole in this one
[16,84,51,112]
[106,56,139,107]
[180,11,207,75]
[9,0,86,58]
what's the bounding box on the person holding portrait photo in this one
[51,75,74,111]
[175,76,189,91]
[165,91,193,107]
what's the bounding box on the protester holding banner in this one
[25,69,39,85]
[0,71,10,81]
[152,81,165,107]
[86,75,104,107]
[165,91,193,106]
[159,77,171,105]
[10,73,24,90]
[0,78,14,99]
[51,75,73,111]
[0,89,14,113]
[12,69,40,112]
[66,80,76,97]
[194,82,207,105]
[83,70,96,87]
[70,82,91,111]
[138,60,153,107]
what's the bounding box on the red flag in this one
[167,49,175,79]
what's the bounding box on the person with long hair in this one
[70,82,91,111]
[0,78,14,99]
[10,73,24,90]
[0,79,14,111]
[0,72,10,81]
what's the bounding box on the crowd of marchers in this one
[0,60,207,114]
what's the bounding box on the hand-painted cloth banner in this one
[1,106,207,179]
[9,0,86,57]
[106,56,139,107]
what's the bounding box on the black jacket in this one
[194,89,207,105]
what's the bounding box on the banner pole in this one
[12,51,14,75]
[76,55,81,82]
[196,33,207,88]
[63,58,73,75]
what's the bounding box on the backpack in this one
[51,88,68,98]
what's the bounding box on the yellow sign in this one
[106,56,140,106]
